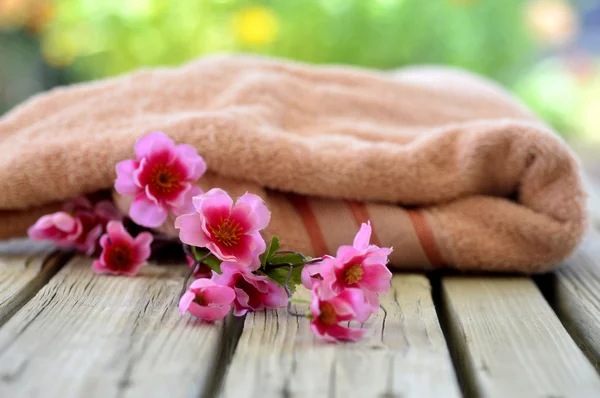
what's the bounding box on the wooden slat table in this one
[0,199,599,397]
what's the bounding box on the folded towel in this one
[0,55,587,272]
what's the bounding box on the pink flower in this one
[179,278,235,321]
[186,254,212,279]
[213,262,287,316]
[306,222,392,312]
[115,132,206,228]
[309,284,371,342]
[28,212,83,249]
[28,197,122,255]
[301,260,327,289]
[175,188,270,269]
[92,221,153,276]
[69,198,123,255]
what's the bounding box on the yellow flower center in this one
[343,264,364,285]
[319,302,337,325]
[151,164,180,194]
[210,218,242,247]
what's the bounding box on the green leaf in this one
[202,254,222,274]
[260,236,280,268]
[268,253,305,265]
[265,265,303,294]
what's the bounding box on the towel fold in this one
[0,55,587,272]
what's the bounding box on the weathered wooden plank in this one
[0,239,66,326]
[0,256,226,398]
[220,275,461,398]
[552,230,600,370]
[442,276,600,398]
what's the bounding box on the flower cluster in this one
[27,132,393,342]
[302,222,392,341]
[28,196,122,256]
[176,188,287,317]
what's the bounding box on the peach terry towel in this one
[0,55,587,273]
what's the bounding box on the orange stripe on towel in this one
[407,210,445,268]
[348,200,381,246]
[288,194,328,257]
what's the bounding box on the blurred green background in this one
[1,0,599,144]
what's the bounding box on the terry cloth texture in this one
[0,55,587,272]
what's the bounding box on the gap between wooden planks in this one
[0,240,68,327]
[442,276,600,398]
[547,176,600,368]
[220,275,462,398]
[0,256,235,398]
[551,228,600,370]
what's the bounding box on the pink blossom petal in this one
[362,247,393,266]
[217,261,245,275]
[134,131,174,159]
[132,157,148,189]
[309,321,328,338]
[337,288,373,323]
[115,159,141,195]
[130,195,168,228]
[229,202,254,233]
[92,259,108,274]
[187,303,231,321]
[353,222,372,251]
[78,224,103,256]
[98,233,110,250]
[248,231,266,262]
[202,285,236,306]
[302,258,332,289]
[327,324,365,342]
[175,144,207,181]
[189,278,215,289]
[106,220,133,245]
[175,213,210,247]
[94,200,123,223]
[310,285,323,317]
[328,296,359,321]
[193,188,233,214]
[172,185,203,216]
[179,291,196,316]
[363,290,381,315]
[132,232,153,264]
[27,212,82,247]
[262,281,288,308]
[164,182,192,210]
[360,263,392,294]
[335,245,359,264]
[212,234,255,266]
[232,288,251,316]
[52,212,79,233]
[236,193,271,230]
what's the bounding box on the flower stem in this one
[265,256,324,271]
[179,245,211,299]
[282,263,309,318]
[289,298,310,304]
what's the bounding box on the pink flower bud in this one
[179,278,235,321]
